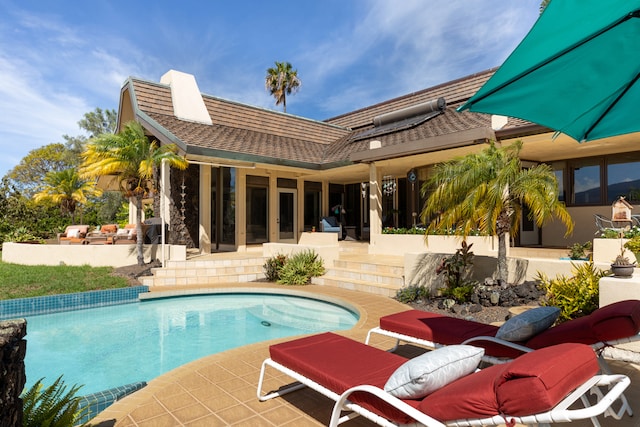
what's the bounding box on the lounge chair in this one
[321,216,343,240]
[57,225,90,244]
[366,299,640,364]
[257,332,631,427]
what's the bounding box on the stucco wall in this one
[1,242,186,267]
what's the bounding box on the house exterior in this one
[115,69,640,253]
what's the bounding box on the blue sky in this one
[0,0,541,178]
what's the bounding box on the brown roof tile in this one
[125,69,533,169]
[325,69,497,129]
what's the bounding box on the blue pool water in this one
[25,293,358,395]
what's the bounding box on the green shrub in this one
[395,285,430,303]
[22,376,89,427]
[436,241,478,303]
[2,227,44,244]
[277,250,325,285]
[536,262,606,322]
[568,241,592,260]
[263,254,287,281]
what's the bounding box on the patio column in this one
[369,162,382,240]
[199,164,212,253]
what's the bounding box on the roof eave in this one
[349,127,496,163]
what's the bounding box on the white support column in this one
[322,181,330,219]
[297,177,305,238]
[269,174,278,242]
[369,163,382,242]
[160,159,170,266]
[199,164,212,253]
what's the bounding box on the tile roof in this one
[125,68,534,169]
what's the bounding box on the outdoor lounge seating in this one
[257,332,631,427]
[321,216,342,239]
[366,300,640,364]
[113,224,147,245]
[57,225,90,244]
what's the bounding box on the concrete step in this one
[333,259,404,276]
[311,275,402,298]
[322,266,404,287]
[142,256,267,287]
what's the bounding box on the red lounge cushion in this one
[421,343,598,421]
[379,310,520,358]
[527,300,640,349]
[419,363,504,421]
[495,343,599,416]
[269,332,421,424]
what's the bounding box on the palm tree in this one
[265,61,301,113]
[420,140,573,284]
[80,121,188,265]
[33,168,101,224]
[540,0,551,14]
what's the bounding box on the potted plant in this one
[610,248,636,278]
[624,236,640,264]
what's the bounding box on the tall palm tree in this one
[80,121,188,265]
[265,61,301,113]
[33,168,102,224]
[420,141,573,284]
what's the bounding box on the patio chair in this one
[321,216,343,240]
[366,300,640,364]
[594,213,629,235]
[257,332,631,427]
[57,225,90,244]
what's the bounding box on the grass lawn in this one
[0,254,130,300]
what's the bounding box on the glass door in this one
[278,189,296,242]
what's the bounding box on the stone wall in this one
[0,319,26,427]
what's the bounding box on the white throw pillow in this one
[384,345,484,399]
[116,228,129,236]
[495,306,560,342]
[67,228,80,238]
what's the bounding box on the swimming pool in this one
[25,292,359,395]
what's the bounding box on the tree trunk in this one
[135,195,145,266]
[497,231,508,287]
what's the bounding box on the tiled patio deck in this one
[90,282,639,427]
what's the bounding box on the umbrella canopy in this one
[458,0,640,143]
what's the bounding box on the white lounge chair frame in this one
[257,357,631,427]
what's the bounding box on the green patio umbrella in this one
[458,0,640,143]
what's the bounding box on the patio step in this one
[312,255,405,297]
[140,256,267,287]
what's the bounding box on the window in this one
[607,154,640,203]
[571,159,601,205]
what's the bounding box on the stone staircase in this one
[140,254,267,287]
[140,241,405,297]
[311,253,405,297]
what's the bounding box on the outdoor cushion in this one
[378,310,520,358]
[101,224,117,234]
[526,299,640,349]
[269,332,420,424]
[495,343,599,416]
[67,228,80,238]
[420,343,598,421]
[116,228,129,236]
[495,306,560,342]
[420,363,504,421]
[384,344,483,399]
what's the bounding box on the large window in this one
[566,153,640,205]
[607,153,640,203]
[571,158,602,205]
[304,181,321,232]
[246,175,268,244]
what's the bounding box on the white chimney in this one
[160,70,212,125]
